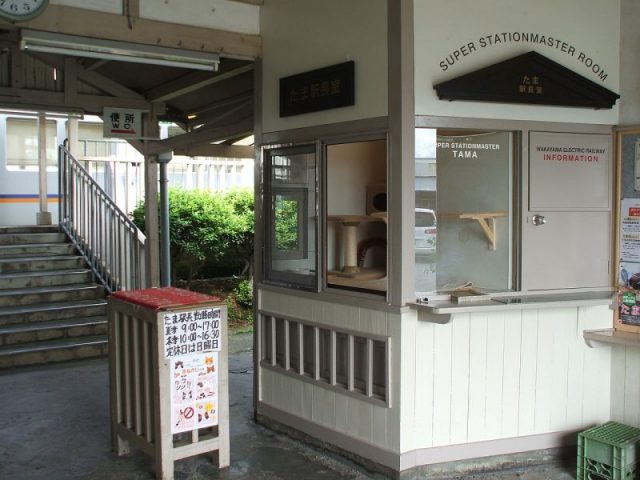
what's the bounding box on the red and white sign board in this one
[103,108,143,139]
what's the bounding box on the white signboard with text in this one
[620,199,640,263]
[163,307,222,434]
[103,108,143,139]
[529,132,610,210]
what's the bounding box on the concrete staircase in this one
[0,225,108,368]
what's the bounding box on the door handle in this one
[531,214,546,226]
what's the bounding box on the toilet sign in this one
[103,108,143,139]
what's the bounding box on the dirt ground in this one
[176,277,254,333]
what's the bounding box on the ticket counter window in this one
[264,145,318,289]
[415,128,515,296]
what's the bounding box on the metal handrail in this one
[58,143,146,292]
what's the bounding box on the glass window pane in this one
[415,129,514,296]
[264,145,317,289]
[7,118,57,167]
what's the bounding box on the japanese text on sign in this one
[163,308,221,358]
[171,354,218,433]
[102,107,143,139]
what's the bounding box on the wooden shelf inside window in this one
[458,212,507,250]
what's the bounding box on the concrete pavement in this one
[0,333,576,480]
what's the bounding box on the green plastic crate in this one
[577,421,640,480]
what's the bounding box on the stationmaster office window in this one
[415,128,515,296]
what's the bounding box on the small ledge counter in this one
[411,290,615,324]
[584,328,640,348]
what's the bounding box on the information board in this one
[616,132,640,332]
[163,307,222,434]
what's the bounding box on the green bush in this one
[131,188,254,281]
[233,279,253,309]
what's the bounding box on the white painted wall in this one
[414,0,621,124]
[260,0,388,133]
[611,346,640,427]
[49,1,259,34]
[140,0,260,34]
[619,0,640,125]
[401,305,612,455]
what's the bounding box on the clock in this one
[0,0,48,22]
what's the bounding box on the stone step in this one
[0,232,68,245]
[0,299,107,326]
[0,255,86,274]
[0,243,76,258]
[0,225,60,235]
[0,316,107,346]
[0,284,105,307]
[0,269,94,289]
[0,335,108,368]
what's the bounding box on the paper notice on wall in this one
[620,199,640,262]
[170,353,219,434]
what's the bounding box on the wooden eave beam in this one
[5,4,261,60]
[146,116,253,155]
[0,86,151,112]
[27,51,147,102]
[174,143,254,158]
[146,63,254,103]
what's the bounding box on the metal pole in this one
[158,151,172,287]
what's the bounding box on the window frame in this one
[413,126,520,296]
[263,142,320,291]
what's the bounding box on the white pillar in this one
[36,112,52,225]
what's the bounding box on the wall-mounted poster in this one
[617,131,640,333]
[620,199,640,262]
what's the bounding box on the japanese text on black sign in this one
[163,308,221,358]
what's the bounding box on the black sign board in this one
[280,61,355,117]
[434,51,619,109]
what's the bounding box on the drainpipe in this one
[157,151,173,287]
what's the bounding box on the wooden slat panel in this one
[466,313,488,443]
[622,348,640,426]
[414,320,434,448]
[501,311,523,438]
[449,314,470,444]
[549,309,574,431]
[517,310,539,434]
[431,320,453,446]
[485,312,506,439]
[581,306,612,424]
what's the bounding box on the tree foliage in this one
[131,188,254,280]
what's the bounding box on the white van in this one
[415,208,437,255]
